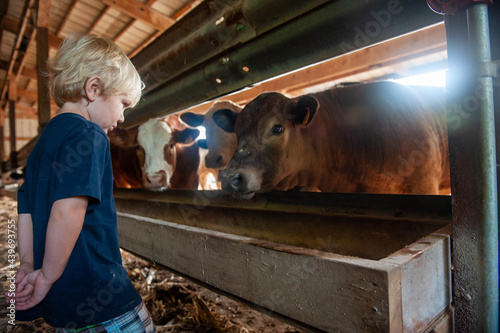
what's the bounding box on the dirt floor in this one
[0,195,303,332]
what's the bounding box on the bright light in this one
[394,70,446,87]
[197,126,206,140]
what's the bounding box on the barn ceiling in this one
[0,0,202,120]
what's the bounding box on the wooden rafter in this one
[102,0,174,31]
[55,0,77,36]
[128,0,201,58]
[3,0,202,112]
[0,0,36,106]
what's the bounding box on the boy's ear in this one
[85,76,103,101]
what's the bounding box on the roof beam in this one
[127,0,201,58]
[1,15,63,49]
[102,0,174,30]
[0,0,36,111]
[0,15,19,33]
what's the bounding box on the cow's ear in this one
[108,127,138,148]
[180,112,204,127]
[198,139,208,149]
[175,128,200,144]
[293,95,319,127]
[213,108,238,133]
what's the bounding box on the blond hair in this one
[47,34,144,108]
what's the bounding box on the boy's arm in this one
[17,213,34,276]
[42,195,88,282]
[14,196,89,310]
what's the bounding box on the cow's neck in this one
[275,114,342,191]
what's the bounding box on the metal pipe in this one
[466,5,499,331]
[133,0,330,94]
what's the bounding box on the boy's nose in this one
[118,112,125,123]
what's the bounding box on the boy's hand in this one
[4,262,34,302]
[13,269,54,311]
[15,262,34,286]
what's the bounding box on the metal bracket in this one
[476,60,500,78]
[427,0,493,14]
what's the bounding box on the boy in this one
[9,34,156,332]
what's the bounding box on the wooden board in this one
[117,211,451,332]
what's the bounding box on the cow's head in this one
[180,100,242,170]
[214,92,319,199]
[109,118,199,190]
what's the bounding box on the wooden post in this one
[0,106,5,170]
[8,75,18,169]
[36,0,51,134]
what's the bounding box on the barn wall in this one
[3,118,38,158]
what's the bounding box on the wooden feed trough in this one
[114,189,452,332]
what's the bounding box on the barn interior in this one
[1,0,499,332]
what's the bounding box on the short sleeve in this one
[17,182,29,214]
[52,128,109,204]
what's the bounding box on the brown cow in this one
[180,100,243,189]
[108,116,199,190]
[108,128,142,188]
[214,81,450,199]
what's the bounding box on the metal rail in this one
[114,188,452,223]
[444,3,499,332]
[468,6,499,331]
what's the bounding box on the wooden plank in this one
[8,75,17,166]
[382,226,452,332]
[103,0,174,30]
[117,212,397,332]
[36,0,51,134]
[8,100,17,167]
[37,0,51,28]
[0,15,19,34]
[113,188,452,224]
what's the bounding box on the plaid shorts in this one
[55,302,156,333]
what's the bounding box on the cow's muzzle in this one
[219,169,257,199]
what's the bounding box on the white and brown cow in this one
[214,81,450,199]
[180,100,243,189]
[108,117,199,190]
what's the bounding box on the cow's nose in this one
[231,173,244,190]
[144,171,167,188]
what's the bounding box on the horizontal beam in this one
[131,0,331,96]
[113,188,451,224]
[178,23,446,115]
[103,0,174,30]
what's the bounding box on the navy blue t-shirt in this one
[17,113,141,328]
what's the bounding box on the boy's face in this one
[87,93,132,133]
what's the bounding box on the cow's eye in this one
[271,124,284,135]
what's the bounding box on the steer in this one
[214,81,450,199]
[180,100,243,189]
[108,117,199,190]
